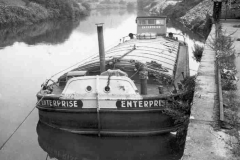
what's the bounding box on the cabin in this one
[136,16,167,36]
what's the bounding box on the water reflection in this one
[167,19,206,42]
[37,121,182,160]
[75,9,137,36]
[0,19,80,48]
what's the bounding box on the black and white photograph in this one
[0,0,239,159]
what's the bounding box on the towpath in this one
[182,20,240,160]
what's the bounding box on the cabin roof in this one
[136,16,167,19]
[78,37,179,78]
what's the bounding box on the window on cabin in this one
[156,19,165,25]
[139,19,148,25]
[148,19,155,25]
[139,19,154,25]
[138,19,165,25]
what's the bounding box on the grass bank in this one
[0,0,90,26]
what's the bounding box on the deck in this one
[174,44,190,89]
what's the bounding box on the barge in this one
[36,16,190,136]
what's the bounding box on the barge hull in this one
[38,108,179,136]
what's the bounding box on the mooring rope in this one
[0,94,46,150]
[49,40,121,80]
[0,39,125,150]
[129,63,144,79]
[49,55,95,79]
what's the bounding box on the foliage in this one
[222,91,240,157]
[164,76,196,152]
[162,4,183,18]
[200,13,213,38]
[127,2,134,9]
[222,79,237,90]
[29,0,78,18]
[100,0,112,4]
[81,2,90,11]
[0,0,26,5]
[119,0,126,5]
[208,26,236,58]
[162,0,212,39]
[180,76,196,104]
[162,0,204,18]
[137,0,155,11]
[192,43,204,62]
[0,0,90,26]
[208,25,237,92]
[74,0,83,3]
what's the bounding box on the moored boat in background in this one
[36,16,190,136]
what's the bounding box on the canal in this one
[0,8,203,160]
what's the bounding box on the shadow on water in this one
[37,121,182,160]
[94,8,128,17]
[0,19,81,48]
[167,19,206,42]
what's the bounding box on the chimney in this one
[96,23,105,73]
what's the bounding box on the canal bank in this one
[182,20,240,160]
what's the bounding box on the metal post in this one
[96,23,105,73]
[213,1,222,22]
[139,64,148,95]
[96,76,101,137]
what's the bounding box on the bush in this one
[192,43,204,62]
[208,27,236,58]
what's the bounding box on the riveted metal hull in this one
[38,107,181,136]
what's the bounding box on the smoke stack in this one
[96,23,105,73]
